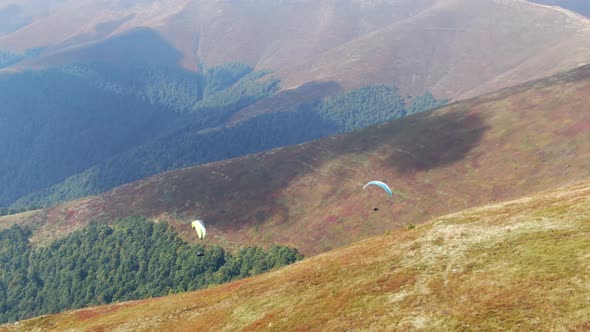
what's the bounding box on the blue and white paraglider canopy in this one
[363,181,393,198]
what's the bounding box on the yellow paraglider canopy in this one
[191,220,206,239]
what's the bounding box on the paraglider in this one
[363,181,393,198]
[191,220,206,239]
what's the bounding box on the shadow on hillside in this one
[382,108,489,173]
[299,105,489,174]
[27,27,184,68]
[187,106,489,229]
[228,81,343,126]
[55,15,137,51]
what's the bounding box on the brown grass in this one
[3,179,589,331]
[3,0,590,102]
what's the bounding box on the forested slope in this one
[1,62,443,210]
[0,217,303,323]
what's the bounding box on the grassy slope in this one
[3,179,589,331]
[2,64,589,256]
[275,0,590,99]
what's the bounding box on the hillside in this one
[0,62,268,207]
[0,62,442,209]
[2,179,589,331]
[3,64,589,256]
[276,0,590,99]
[0,64,192,207]
[0,217,303,323]
[1,0,589,100]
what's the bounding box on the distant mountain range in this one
[1,0,589,99]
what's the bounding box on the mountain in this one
[2,0,590,210]
[275,0,590,100]
[1,0,589,100]
[528,0,590,17]
[2,179,588,330]
[3,64,589,255]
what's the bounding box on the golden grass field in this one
[2,179,588,331]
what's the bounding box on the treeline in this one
[312,86,446,131]
[203,62,253,97]
[0,217,303,323]
[61,63,206,113]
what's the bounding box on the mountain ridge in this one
[1,0,589,100]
